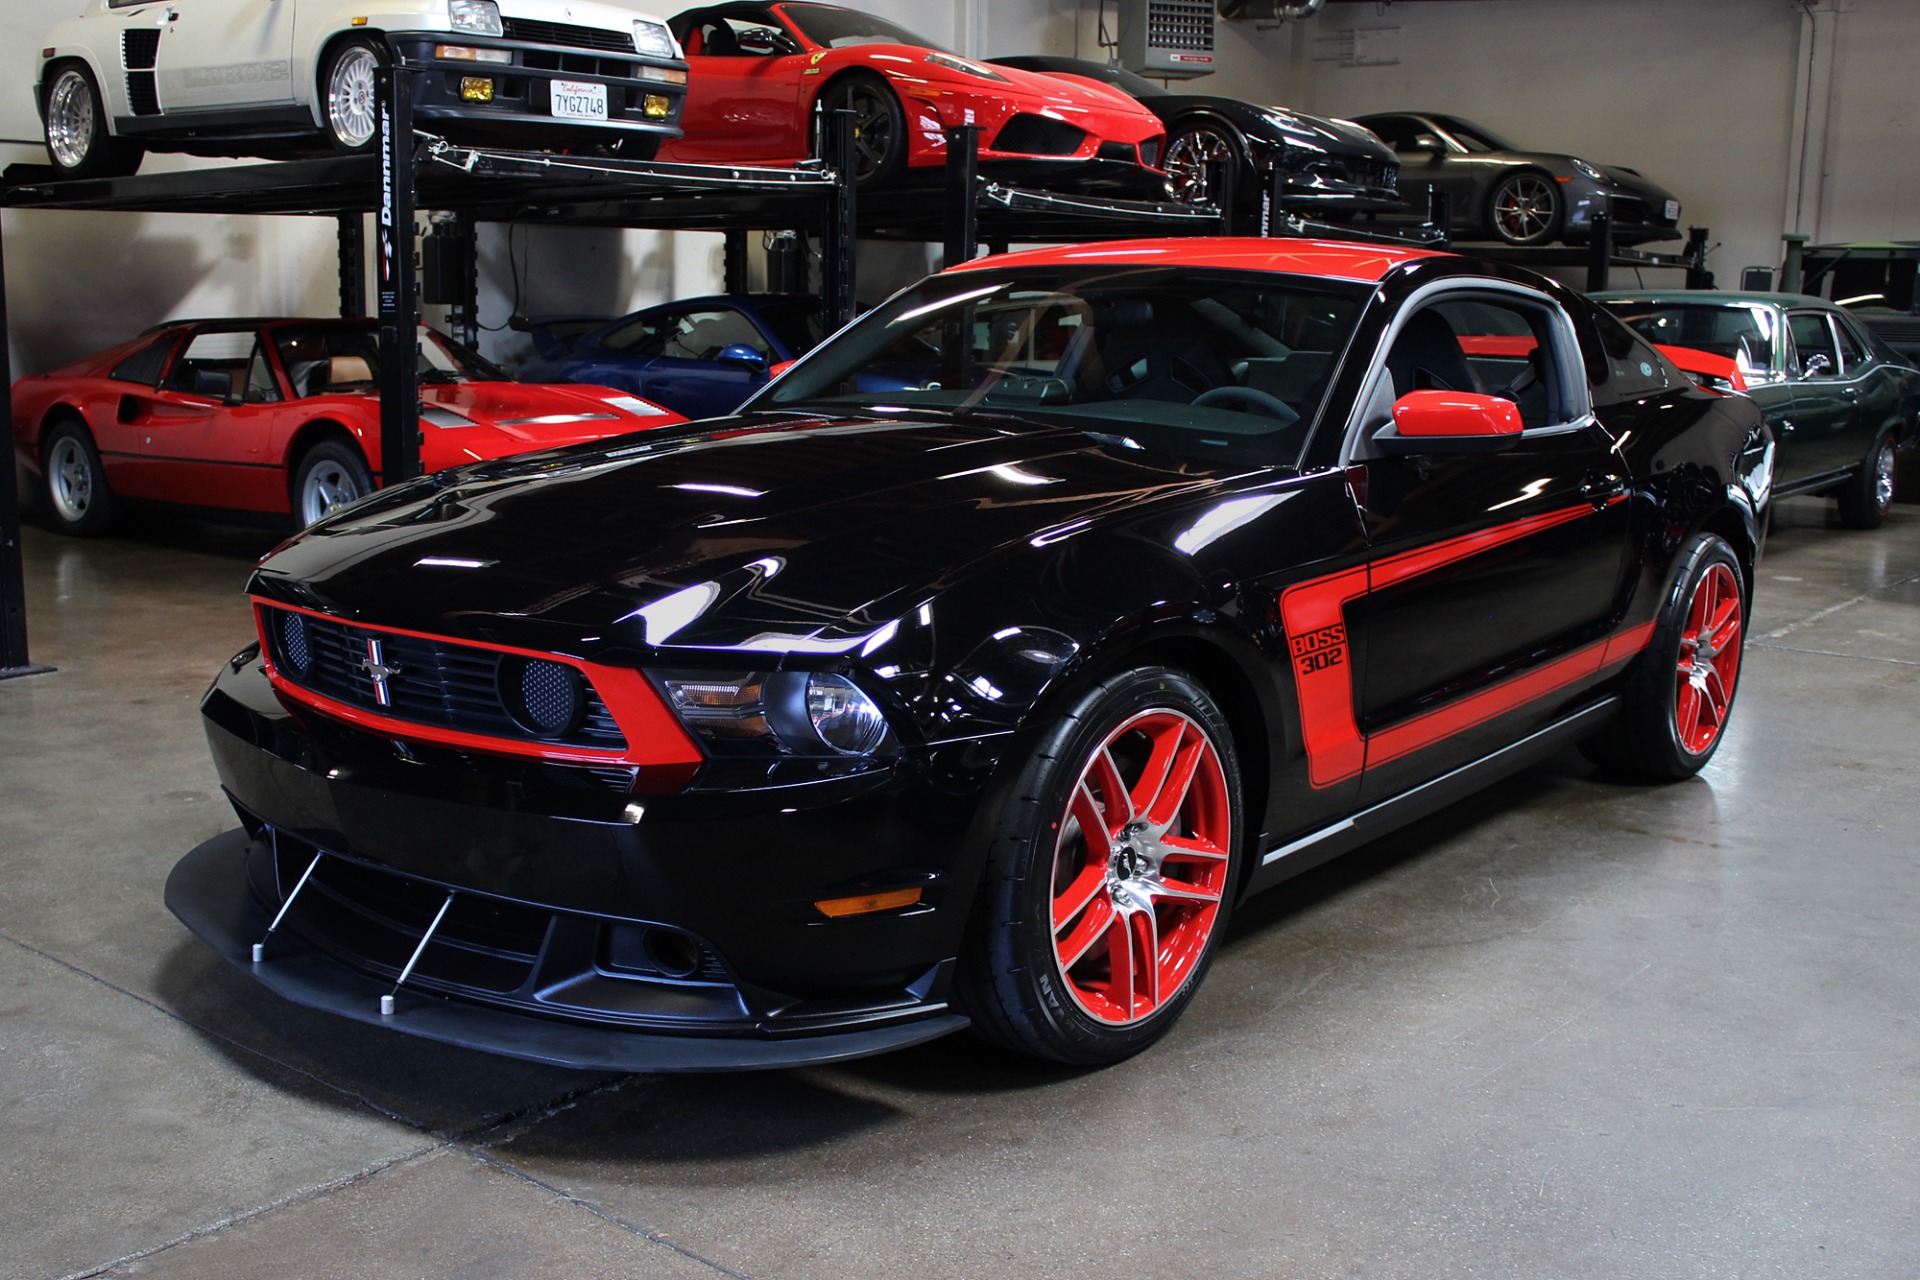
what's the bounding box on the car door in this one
[1340,285,1634,805]
[1367,115,1467,216]
[1829,311,1901,467]
[1784,309,1861,480]
[126,330,290,510]
[671,12,810,162]
[153,0,298,114]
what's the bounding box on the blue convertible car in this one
[519,294,824,420]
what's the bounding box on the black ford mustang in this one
[170,239,1772,1071]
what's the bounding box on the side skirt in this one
[1241,696,1618,899]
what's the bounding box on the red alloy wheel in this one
[1672,561,1743,754]
[1048,708,1234,1025]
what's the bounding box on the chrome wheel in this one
[326,44,381,150]
[1873,438,1897,514]
[1490,172,1561,246]
[1164,125,1237,206]
[1047,707,1234,1027]
[45,68,98,171]
[47,433,97,524]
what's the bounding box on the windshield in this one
[758,298,826,354]
[271,324,504,396]
[1600,301,1781,383]
[781,3,945,51]
[1435,117,1511,153]
[758,266,1367,469]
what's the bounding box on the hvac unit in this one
[1117,0,1216,80]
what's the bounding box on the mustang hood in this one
[250,414,1233,656]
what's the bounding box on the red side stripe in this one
[1278,501,1644,789]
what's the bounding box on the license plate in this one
[1664,199,1681,221]
[551,80,608,122]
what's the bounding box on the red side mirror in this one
[1393,389,1522,436]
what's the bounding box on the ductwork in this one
[1218,0,1326,20]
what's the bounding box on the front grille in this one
[503,17,636,53]
[261,606,625,751]
[519,48,635,78]
[1611,196,1651,225]
[994,113,1088,157]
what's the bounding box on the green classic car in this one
[1594,291,1920,528]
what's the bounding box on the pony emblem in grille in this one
[357,638,405,708]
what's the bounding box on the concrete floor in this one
[3,493,1918,1280]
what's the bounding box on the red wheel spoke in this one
[1141,730,1206,831]
[1057,896,1115,971]
[1105,910,1139,1014]
[1088,749,1133,829]
[1142,876,1222,907]
[1069,779,1115,851]
[1052,862,1108,933]
[1158,833,1229,864]
[1127,726,1183,826]
[1671,563,1743,755]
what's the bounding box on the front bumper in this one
[181,655,996,1069]
[392,32,686,145]
[168,830,966,1072]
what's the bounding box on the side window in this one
[661,309,765,360]
[110,336,175,387]
[163,331,257,401]
[1380,293,1571,431]
[1788,311,1839,376]
[244,341,282,404]
[1588,309,1675,402]
[1832,314,1869,372]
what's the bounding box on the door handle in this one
[1582,472,1626,507]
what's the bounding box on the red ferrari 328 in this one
[657,2,1168,188]
[11,318,684,534]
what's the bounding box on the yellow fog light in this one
[461,77,495,103]
[814,887,923,918]
[643,94,672,119]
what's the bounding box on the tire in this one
[41,418,115,536]
[320,37,388,153]
[1836,432,1898,529]
[959,666,1243,1065]
[42,62,143,179]
[1163,119,1243,207]
[816,74,906,189]
[1583,534,1745,781]
[291,440,372,526]
[1487,171,1562,246]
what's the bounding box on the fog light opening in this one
[643,928,703,979]
[461,77,496,103]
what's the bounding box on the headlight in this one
[657,669,897,757]
[633,19,678,57]
[1570,158,1604,181]
[924,51,1007,82]
[449,0,503,37]
[806,673,890,755]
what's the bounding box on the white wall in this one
[7,0,1920,379]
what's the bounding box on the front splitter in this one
[165,828,970,1073]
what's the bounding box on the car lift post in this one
[337,212,367,317]
[1427,186,1452,248]
[376,65,423,488]
[821,109,857,327]
[0,225,49,680]
[723,229,750,294]
[943,125,980,270]
[1684,227,1712,290]
[1585,210,1615,292]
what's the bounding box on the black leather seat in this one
[1386,308,1482,396]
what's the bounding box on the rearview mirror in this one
[1374,389,1523,455]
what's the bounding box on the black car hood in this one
[1163,96,1391,161]
[250,413,1238,657]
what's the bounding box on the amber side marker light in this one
[815,887,922,918]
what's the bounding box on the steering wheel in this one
[1192,385,1300,424]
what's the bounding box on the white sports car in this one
[37,0,688,178]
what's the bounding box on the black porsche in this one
[170,239,1772,1071]
[992,56,1399,214]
